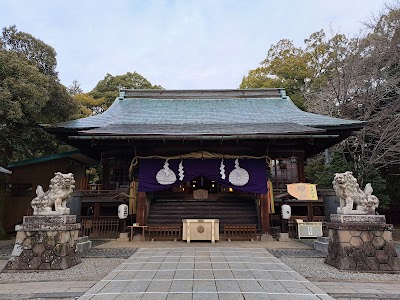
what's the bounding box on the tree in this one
[67,80,106,117]
[302,6,400,206]
[0,25,58,77]
[242,4,400,207]
[73,93,106,117]
[0,26,78,238]
[67,79,83,96]
[240,39,312,110]
[90,72,162,108]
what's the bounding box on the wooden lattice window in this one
[270,157,299,189]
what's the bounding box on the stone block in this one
[350,230,361,236]
[372,236,385,249]
[76,236,89,243]
[33,244,46,256]
[388,257,400,270]
[382,230,392,241]
[22,238,33,250]
[277,233,290,241]
[353,250,366,263]
[20,250,33,263]
[330,214,386,224]
[76,240,92,253]
[384,242,398,256]
[379,264,392,271]
[338,230,352,243]
[11,244,24,257]
[362,242,376,257]
[29,257,42,269]
[342,244,353,256]
[365,257,379,270]
[360,231,374,243]
[39,262,51,270]
[15,231,26,243]
[54,244,68,256]
[260,234,274,241]
[356,262,370,271]
[314,240,329,253]
[41,250,56,263]
[350,236,363,248]
[376,250,389,264]
[338,257,356,270]
[47,237,56,248]
[33,232,47,244]
[23,215,76,224]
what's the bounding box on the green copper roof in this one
[53,89,363,131]
[7,150,97,168]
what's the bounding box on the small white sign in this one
[307,226,313,235]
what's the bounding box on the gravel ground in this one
[281,256,400,282]
[0,257,124,282]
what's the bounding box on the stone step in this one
[76,236,92,253]
[314,238,329,253]
[317,236,330,243]
[76,236,89,243]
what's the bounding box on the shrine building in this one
[46,88,363,239]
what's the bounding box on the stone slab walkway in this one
[314,281,400,299]
[79,247,333,300]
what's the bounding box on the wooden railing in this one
[224,224,257,241]
[147,225,182,241]
[80,218,120,238]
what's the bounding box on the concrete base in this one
[314,236,329,253]
[117,232,130,242]
[260,234,274,242]
[325,222,400,271]
[131,234,143,242]
[277,233,290,241]
[3,215,81,271]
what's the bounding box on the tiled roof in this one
[53,89,364,133]
[81,122,325,136]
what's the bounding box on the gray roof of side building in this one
[0,166,12,174]
[52,89,364,135]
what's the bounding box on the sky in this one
[0,0,388,92]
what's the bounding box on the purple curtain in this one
[138,158,267,193]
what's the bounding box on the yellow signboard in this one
[287,183,318,200]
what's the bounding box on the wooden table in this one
[127,225,148,242]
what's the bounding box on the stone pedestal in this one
[3,215,81,271]
[325,214,400,272]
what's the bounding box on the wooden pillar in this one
[101,155,110,190]
[260,194,270,235]
[136,192,146,225]
[298,154,305,182]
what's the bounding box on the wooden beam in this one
[136,192,146,225]
[260,194,270,235]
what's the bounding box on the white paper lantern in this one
[118,204,128,219]
[281,204,291,220]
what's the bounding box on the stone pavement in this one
[0,280,96,299]
[1,241,400,299]
[79,247,333,300]
[314,281,400,299]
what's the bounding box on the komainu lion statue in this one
[333,171,379,214]
[31,172,75,215]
